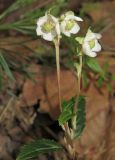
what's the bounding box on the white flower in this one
[36,13,60,41]
[60,11,83,37]
[82,29,102,57]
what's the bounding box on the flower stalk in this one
[78,53,83,95]
[72,52,83,131]
[54,38,75,157]
[54,38,62,112]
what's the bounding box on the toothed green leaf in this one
[75,95,86,138]
[85,57,102,73]
[17,139,62,160]
[58,97,75,125]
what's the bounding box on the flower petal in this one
[49,15,60,35]
[83,29,102,57]
[83,41,97,57]
[37,15,47,26]
[92,40,101,52]
[95,33,102,39]
[83,41,90,53]
[36,13,60,41]
[64,15,83,21]
[56,24,60,35]
[74,16,83,21]
[85,30,102,41]
[50,15,58,23]
[85,32,96,41]
[64,14,75,20]
[60,20,71,36]
[36,26,42,35]
[55,21,60,35]
[65,11,74,16]
[42,33,54,41]
[70,23,80,34]
[60,21,66,32]
[63,31,71,37]
[87,51,97,57]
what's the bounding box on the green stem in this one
[72,53,83,131]
[54,38,62,112]
[70,54,83,159]
[78,54,82,95]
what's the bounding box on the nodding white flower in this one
[60,11,83,37]
[82,29,102,57]
[36,13,60,41]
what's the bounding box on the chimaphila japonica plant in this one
[16,11,102,160]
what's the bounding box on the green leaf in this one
[75,37,84,44]
[82,71,89,88]
[58,97,75,125]
[85,57,102,73]
[75,95,86,138]
[97,76,104,88]
[17,139,62,160]
[0,53,14,81]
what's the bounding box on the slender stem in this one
[70,53,83,159]
[78,54,82,95]
[72,53,83,130]
[54,38,78,158]
[54,38,62,112]
[54,39,74,156]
